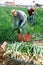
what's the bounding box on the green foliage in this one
[6,42,33,55]
[6,42,43,56]
[0,6,43,42]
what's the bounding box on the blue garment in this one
[29,15,34,24]
[18,20,26,32]
[22,25,26,32]
[18,20,23,26]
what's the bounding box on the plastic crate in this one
[18,34,32,42]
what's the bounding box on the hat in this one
[11,9,16,13]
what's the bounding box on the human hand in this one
[32,12,34,14]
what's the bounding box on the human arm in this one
[32,12,35,14]
[13,16,17,27]
[17,10,27,27]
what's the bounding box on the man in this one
[11,9,27,33]
[27,6,35,25]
